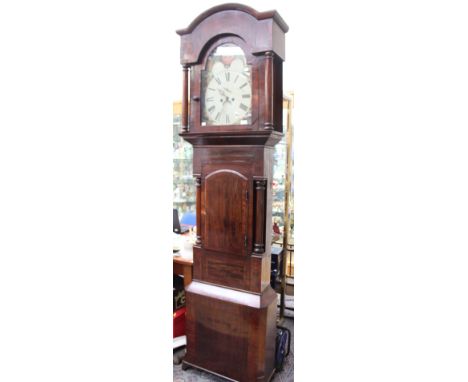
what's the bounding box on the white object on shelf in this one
[173,335,187,349]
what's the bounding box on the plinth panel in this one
[184,281,277,382]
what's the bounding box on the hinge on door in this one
[245,190,249,201]
[244,235,248,248]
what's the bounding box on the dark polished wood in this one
[177,4,288,64]
[181,65,189,132]
[253,177,267,254]
[177,4,287,381]
[203,169,248,255]
[264,51,274,130]
[194,175,202,245]
[176,3,288,37]
[185,281,277,381]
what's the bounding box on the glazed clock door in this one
[201,43,252,127]
[203,169,249,256]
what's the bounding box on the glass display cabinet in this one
[272,94,294,277]
[173,101,196,217]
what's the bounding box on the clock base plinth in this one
[184,281,277,382]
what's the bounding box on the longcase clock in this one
[176,4,288,381]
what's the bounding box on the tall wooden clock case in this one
[177,4,288,381]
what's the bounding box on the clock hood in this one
[176,3,288,65]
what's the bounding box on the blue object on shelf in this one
[180,211,196,227]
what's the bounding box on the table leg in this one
[183,265,192,287]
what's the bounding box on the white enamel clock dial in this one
[201,43,252,126]
[204,70,251,125]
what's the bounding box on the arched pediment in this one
[176,3,288,36]
[176,3,288,64]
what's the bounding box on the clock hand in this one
[218,89,232,105]
[218,88,227,97]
